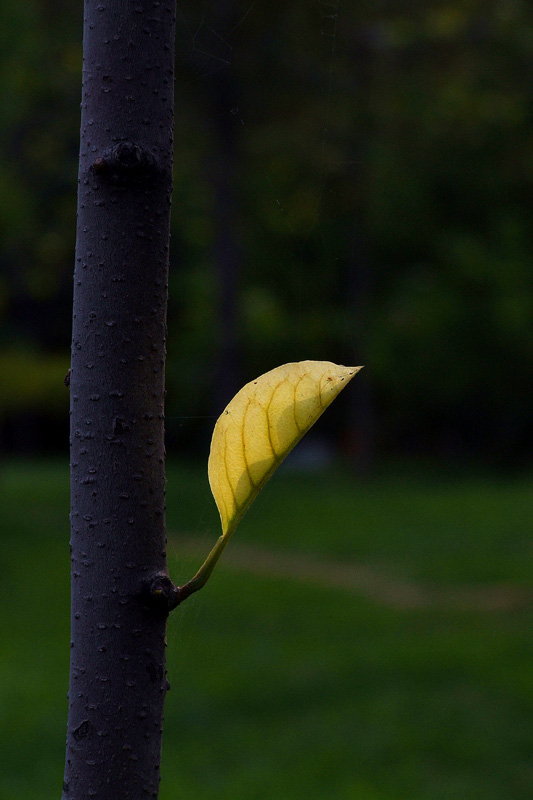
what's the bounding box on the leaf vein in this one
[222,427,238,519]
[265,389,279,458]
[241,397,256,489]
[292,373,306,433]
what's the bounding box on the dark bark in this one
[64,3,177,798]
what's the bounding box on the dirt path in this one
[173,536,532,612]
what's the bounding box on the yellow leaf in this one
[208,360,362,537]
[176,361,362,602]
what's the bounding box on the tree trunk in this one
[64,2,177,798]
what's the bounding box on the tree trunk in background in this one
[344,225,375,473]
[207,1,243,413]
[342,29,377,473]
[208,71,242,411]
[64,2,176,798]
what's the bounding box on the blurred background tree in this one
[1,0,532,466]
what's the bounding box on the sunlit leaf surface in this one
[208,360,362,538]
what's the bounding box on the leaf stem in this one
[177,529,235,603]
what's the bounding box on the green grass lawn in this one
[1,458,532,799]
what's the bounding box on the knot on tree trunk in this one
[92,141,158,184]
[142,573,182,615]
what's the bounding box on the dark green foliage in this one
[1,1,533,460]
